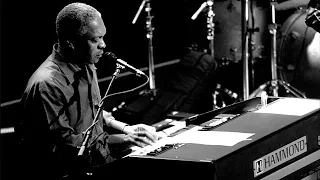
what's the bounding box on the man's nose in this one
[99,39,106,49]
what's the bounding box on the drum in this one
[277,9,320,98]
[212,0,269,62]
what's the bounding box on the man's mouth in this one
[97,52,104,58]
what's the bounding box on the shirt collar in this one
[51,44,83,85]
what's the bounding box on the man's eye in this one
[92,37,103,43]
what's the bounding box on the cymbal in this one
[275,0,310,10]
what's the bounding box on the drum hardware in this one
[192,1,229,109]
[192,1,245,109]
[249,0,307,99]
[241,0,264,100]
[213,86,226,109]
[219,57,237,66]
[277,9,320,99]
[247,25,262,93]
[275,0,310,11]
[213,83,239,109]
[191,0,215,58]
[241,0,251,100]
[249,79,307,98]
[132,0,157,97]
[305,5,320,32]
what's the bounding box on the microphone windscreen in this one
[104,52,117,60]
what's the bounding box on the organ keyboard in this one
[126,119,188,157]
[92,97,320,180]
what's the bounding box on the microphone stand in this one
[78,64,124,157]
[132,0,156,97]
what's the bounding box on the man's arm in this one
[103,110,159,147]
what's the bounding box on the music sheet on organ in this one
[164,98,320,147]
[254,97,320,116]
[169,126,255,146]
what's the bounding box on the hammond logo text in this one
[253,136,307,177]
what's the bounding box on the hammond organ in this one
[92,97,320,180]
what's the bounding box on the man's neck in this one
[56,44,82,64]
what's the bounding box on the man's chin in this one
[90,57,100,64]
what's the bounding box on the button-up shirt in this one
[15,44,116,178]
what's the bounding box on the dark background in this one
[1,0,312,116]
[0,0,278,106]
[0,0,195,104]
[0,0,219,127]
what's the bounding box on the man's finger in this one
[134,132,156,145]
[141,130,159,141]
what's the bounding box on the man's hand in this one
[123,124,159,147]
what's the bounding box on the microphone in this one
[104,52,145,76]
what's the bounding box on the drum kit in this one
[251,0,320,100]
[132,0,320,109]
[191,0,320,108]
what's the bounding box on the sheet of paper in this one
[255,98,320,116]
[168,126,255,146]
[128,126,255,156]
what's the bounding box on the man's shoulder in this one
[27,57,69,90]
[32,59,62,82]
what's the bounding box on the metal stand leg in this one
[242,0,250,101]
[132,0,157,97]
[192,0,241,109]
[249,0,306,99]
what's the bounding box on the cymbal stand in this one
[191,0,215,57]
[192,1,231,109]
[270,0,279,97]
[241,0,250,100]
[249,0,306,99]
[132,0,156,97]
